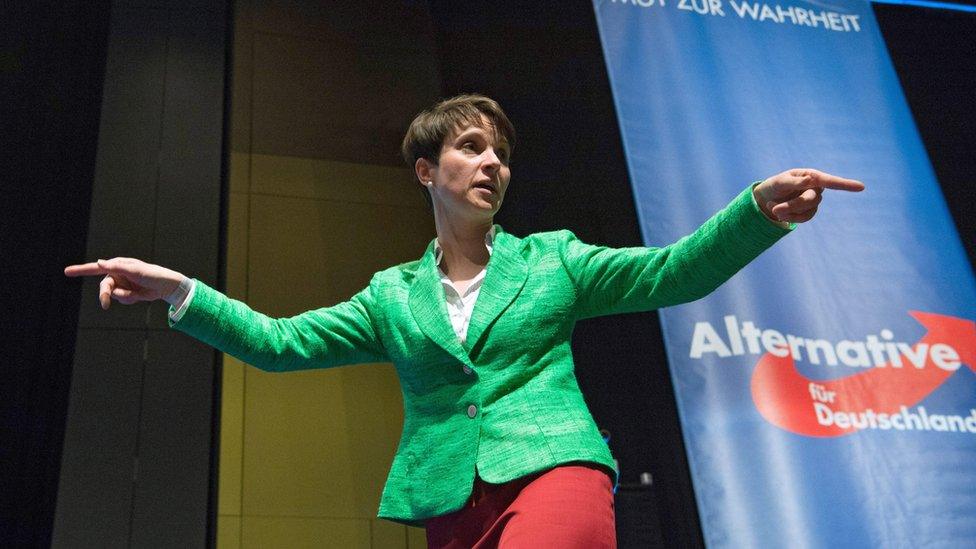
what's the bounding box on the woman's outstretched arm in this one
[559,169,864,319]
[64,258,389,371]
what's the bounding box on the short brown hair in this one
[401,94,516,204]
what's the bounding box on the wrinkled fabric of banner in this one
[593,0,976,546]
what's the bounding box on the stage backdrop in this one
[593,0,976,546]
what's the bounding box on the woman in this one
[66,94,863,548]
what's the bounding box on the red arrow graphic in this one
[750,312,976,437]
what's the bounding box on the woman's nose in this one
[482,148,501,171]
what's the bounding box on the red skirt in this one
[425,464,616,548]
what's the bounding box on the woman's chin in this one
[468,194,500,211]
[434,196,501,223]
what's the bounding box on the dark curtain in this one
[0,2,110,546]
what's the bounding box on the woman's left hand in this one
[753,168,865,223]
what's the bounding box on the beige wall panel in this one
[229,150,250,195]
[371,518,407,549]
[250,154,426,210]
[251,33,441,165]
[246,193,433,318]
[242,516,371,549]
[219,356,246,516]
[249,0,436,53]
[217,515,241,549]
[241,362,402,518]
[336,364,405,514]
[226,190,249,300]
[407,526,427,549]
[242,367,354,517]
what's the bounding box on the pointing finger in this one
[64,262,108,277]
[98,258,124,272]
[65,257,142,277]
[96,258,146,281]
[801,171,865,192]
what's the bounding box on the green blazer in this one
[170,185,791,524]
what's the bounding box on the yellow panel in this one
[370,519,407,549]
[247,193,432,317]
[217,515,241,549]
[406,526,427,549]
[229,152,250,197]
[337,365,407,513]
[219,356,245,516]
[242,362,403,519]
[242,366,351,518]
[225,191,249,300]
[242,516,370,549]
[251,154,425,210]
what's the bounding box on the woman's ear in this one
[415,157,435,186]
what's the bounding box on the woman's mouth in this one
[473,182,497,194]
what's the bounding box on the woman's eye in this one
[461,141,476,151]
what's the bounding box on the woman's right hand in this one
[64,257,187,310]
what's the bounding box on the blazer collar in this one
[464,227,528,352]
[408,225,528,363]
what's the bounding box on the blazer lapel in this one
[408,241,475,368]
[464,227,528,352]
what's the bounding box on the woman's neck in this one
[433,214,493,282]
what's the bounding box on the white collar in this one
[434,226,496,267]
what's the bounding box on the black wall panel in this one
[76,7,169,332]
[53,2,227,547]
[51,329,145,548]
[129,331,217,547]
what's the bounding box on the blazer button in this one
[462,364,473,375]
[467,404,478,418]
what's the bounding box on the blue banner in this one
[593,0,976,546]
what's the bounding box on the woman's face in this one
[425,120,512,224]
